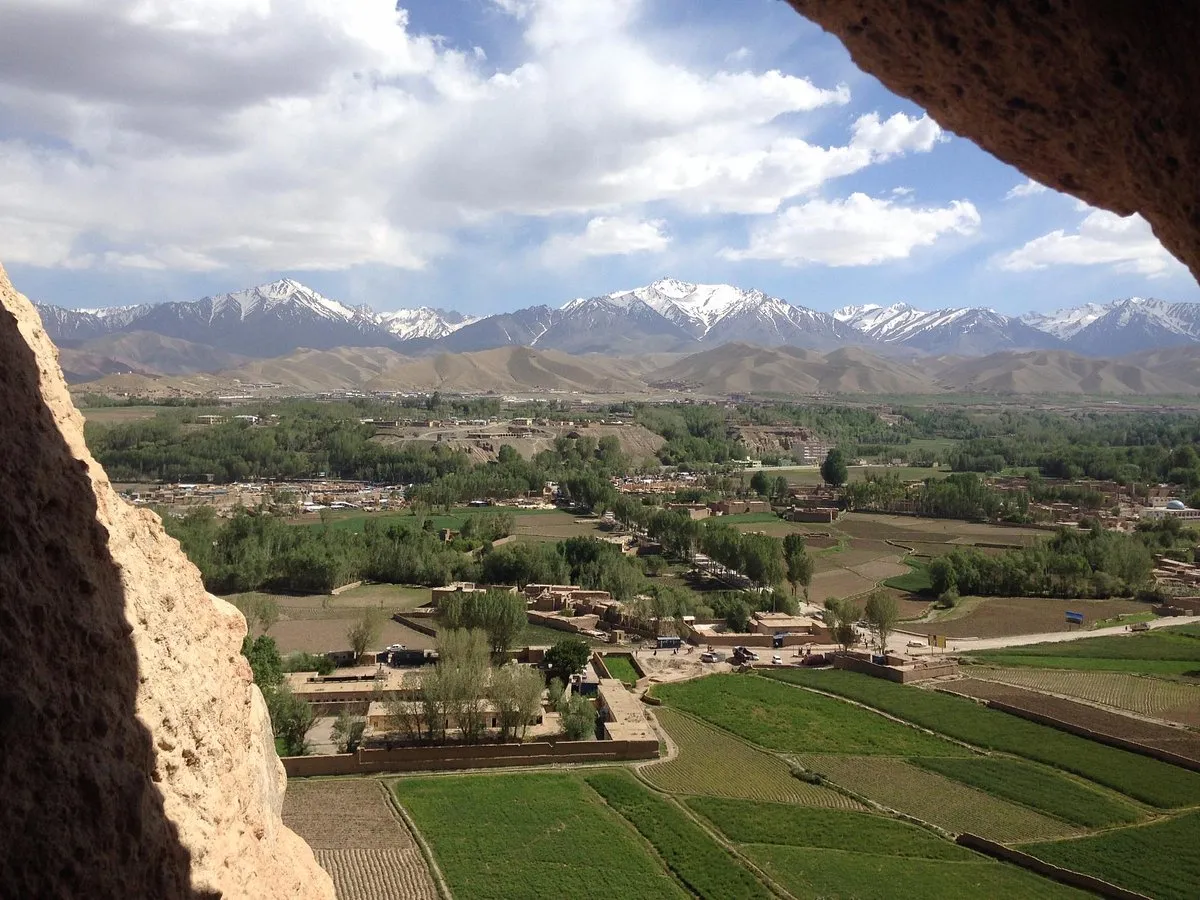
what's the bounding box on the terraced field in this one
[795,755,1080,843]
[972,666,1200,726]
[643,707,862,808]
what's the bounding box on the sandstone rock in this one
[0,262,334,898]
[786,0,1200,282]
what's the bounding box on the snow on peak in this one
[208,279,358,322]
[377,307,478,340]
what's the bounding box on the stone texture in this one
[786,0,1200,281]
[0,262,333,898]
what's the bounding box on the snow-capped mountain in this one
[377,307,478,341]
[1020,303,1109,340]
[1060,298,1200,356]
[834,302,1064,355]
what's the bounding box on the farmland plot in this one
[395,773,688,900]
[644,708,862,808]
[282,780,438,900]
[971,666,1200,727]
[1021,810,1200,900]
[795,755,1077,843]
[654,674,967,757]
[767,669,1200,809]
[969,625,1200,676]
[942,679,1200,765]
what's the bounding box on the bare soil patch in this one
[903,597,1146,640]
[271,617,436,655]
[284,780,415,851]
[808,569,876,603]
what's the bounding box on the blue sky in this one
[2,0,1197,316]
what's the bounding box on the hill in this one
[937,350,1198,395]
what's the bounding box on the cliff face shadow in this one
[0,307,215,898]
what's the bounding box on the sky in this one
[2,0,1198,317]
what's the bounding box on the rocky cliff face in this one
[0,262,333,898]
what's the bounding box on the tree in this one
[488,663,546,741]
[782,533,814,599]
[928,557,957,596]
[346,609,383,663]
[331,709,365,753]
[772,475,791,503]
[547,677,567,708]
[387,672,428,743]
[558,692,598,741]
[750,470,770,496]
[821,449,849,487]
[863,591,900,654]
[823,597,860,651]
[437,628,491,744]
[267,684,313,756]
[241,634,283,690]
[544,638,591,684]
[238,594,280,636]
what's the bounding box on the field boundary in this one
[950,694,1200,774]
[956,833,1152,900]
[382,781,453,900]
[284,738,659,777]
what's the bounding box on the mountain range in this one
[38,277,1200,380]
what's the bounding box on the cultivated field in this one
[643,707,862,807]
[585,770,774,900]
[969,624,1200,676]
[601,654,640,686]
[394,773,689,900]
[902,596,1148,640]
[765,669,1200,809]
[689,799,1084,900]
[282,780,437,900]
[970,666,1200,726]
[941,678,1200,764]
[911,757,1142,829]
[1021,810,1200,900]
[78,405,165,423]
[653,674,968,757]
[795,754,1078,843]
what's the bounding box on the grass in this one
[584,770,773,900]
[394,773,688,900]
[1021,810,1200,900]
[742,845,1087,900]
[653,674,968,758]
[686,797,973,859]
[643,708,861,807]
[884,558,933,593]
[912,757,1143,829]
[969,624,1200,676]
[967,654,1200,676]
[602,654,640,686]
[521,623,608,647]
[764,669,1200,809]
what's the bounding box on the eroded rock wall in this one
[0,263,333,898]
[786,0,1200,281]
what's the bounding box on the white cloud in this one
[997,209,1184,277]
[890,186,914,197]
[0,0,945,274]
[541,215,669,262]
[1005,179,1048,200]
[721,193,980,267]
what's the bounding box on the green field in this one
[686,798,972,859]
[643,708,860,807]
[969,625,1200,676]
[743,846,1085,900]
[601,654,640,686]
[912,757,1142,829]
[1021,810,1200,900]
[763,669,1200,809]
[394,773,688,900]
[691,798,1086,900]
[884,558,933,593]
[584,770,773,900]
[653,674,968,757]
[780,465,947,485]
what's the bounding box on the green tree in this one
[782,533,814,599]
[267,684,313,756]
[863,591,900,654]
[821,449,849,487]
[823,597,860,651]
[558,693,598,741]
[772,475,790,503]
[346,609,383,662]
[241,634,283,690]
[488,663,546,741]
[544,638,591,684]
[928,557,957,596]
[750,470,770,496]
[331,710,365,753]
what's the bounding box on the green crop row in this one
[762,669,1200,809]
[584,770,773,900]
